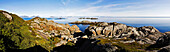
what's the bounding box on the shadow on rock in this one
[53,38,118,52]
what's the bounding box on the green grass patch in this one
[97,38,151,52]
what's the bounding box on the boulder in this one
[82,35,88,38]
[55,40,68,47]
[165,31,170,34]
[31,23,42,30]
[156,34,170,47]
[138,26,160,34]
[97,22,108,26]
[2,12,12,20]
[120,40,135,43]
[137,38,156,44]
[147,33,164,41]
[90,29,97,37]
[159,45,170,52]
[65,24,70,28]
[84,26,97,36]
[95,27,103,36]
[138,31,145,37]
[112,23,127,37]
[69,25,82,34]
[103,25,113,37]
[133,30,140,36]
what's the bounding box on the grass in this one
[97,38,151,52]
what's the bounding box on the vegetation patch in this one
[97,38,151,52]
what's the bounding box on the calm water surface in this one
[23,17,170,33]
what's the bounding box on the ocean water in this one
[23,17,170,33]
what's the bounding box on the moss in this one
[66,42,75,46]
[97,38,151,52]
[0,11,38,51]
[113,42,151,52]
[0,38,5,52]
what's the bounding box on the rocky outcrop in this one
[146,32,170,52]
[53,38,118,52]
[70,20,94,24]
[69,25,82,34]
[76,39,118,52]
[69,20,104,25]
[2,12,12,20]
[159,45,170,52]
[28,17,82,47]
[79,17,98,20]
[152,32,170,50]
[165,31,170,34]
[156,33,170,46]
[85,22,164,44]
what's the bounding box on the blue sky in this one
[0,0,170,17]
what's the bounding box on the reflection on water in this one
[23,17,170,33]
[69,24,89,32]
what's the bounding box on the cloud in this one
[79,3,121,13]
[66,3,156,16]
[103,4,121,8]
[61,0,71,5]
[89,0,103,5]
[81,2,140,13]
[36,0,170,16]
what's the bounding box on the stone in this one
[69,25,82,34]
[120,33,129,37]
[84,26,97,36]
[139,31,145,37]
[138,38,156,44]
[137,41,145,44]
[90,29,97,37]
[165,31,170,34]
[2,12,12,20]
[159,45,170,52]
[65,24,70,28]
[95,27,103,36]
[61,35,69,40]
[138,26,160,34]
[82,35,88,38]
[97,22,108,26]
[120,40,135,43]
[147,33,163,41]
[112,23,127,37]
[103,25,113,37]
[36,35,41,38]
[133,30,140,36]
[31,23,42,30]
[55,40,68,47]
[156,34,170,47]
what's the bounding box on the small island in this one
[79,17,98,20]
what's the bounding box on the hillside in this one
[0,10,81,52]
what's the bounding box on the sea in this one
[22,16,170,33]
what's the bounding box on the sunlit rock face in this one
[28,17,82,47]
[2,12,12,20]
[85,22,164,44]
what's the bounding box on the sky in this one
[0,0,170,17]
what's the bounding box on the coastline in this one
[0,10,170,52]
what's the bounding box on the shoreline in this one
[0,10,170,52]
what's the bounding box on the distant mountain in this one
[20,16,30,18]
